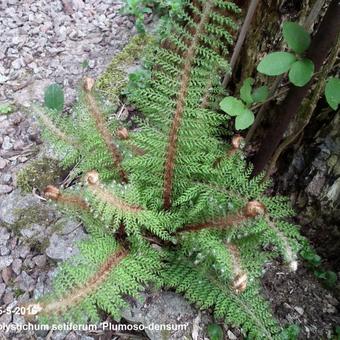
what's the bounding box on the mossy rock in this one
[16,157,65,193]
[96,34,153,102]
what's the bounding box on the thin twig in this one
[304,0,326,31]
[222,0,260,88]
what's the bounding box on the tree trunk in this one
[251,0,340,176]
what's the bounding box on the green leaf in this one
[81,59,89,69]
[288,59,314,87]
[257,52,296,76]
[325,77,340,110]
[235,109,254,130]
[252,86,269,103]
[281,324,300,340]
[283,21,311,54]
[301,250,321,266]
[219,97,246,116]
[324,271,337,288]
[0,103,13,115]
[44,84,64,112]
[336,325,340,335]
[240,78,254,106]
[207,323,223,340]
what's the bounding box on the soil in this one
[263,260,340,339]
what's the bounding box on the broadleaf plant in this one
[252,85,269,103]
[23,2,315,339]
[257,52,297,76]
[288,59,314,87]
[44,84,65,112]
[257,21,314,87]
[282,21,311,54]
[240,77,255,105]
[220,78,268,130]
[325,77,340,110]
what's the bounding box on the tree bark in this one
[251,0,340,176]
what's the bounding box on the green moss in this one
[28,237,50,254]
[16,157,64,193]
[11,206,52,234]
[96,34,153,102]
[0,102,14,115]
[13,287,25,298]
[11,206,52,252]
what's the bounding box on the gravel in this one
[0,255,14,271]
[0,0,135,106]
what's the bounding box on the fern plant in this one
[23,1,314,338]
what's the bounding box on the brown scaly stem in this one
[85,171,143,214]
[83,78,128,183]
[178,200,266,233]
[21,247,128,319]
[163,1,214,210]
[44,185,89,210]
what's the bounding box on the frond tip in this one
[21,247,128,320]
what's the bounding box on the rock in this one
[0,157,7,169]
[11,258,22,275]
[16,271,35,292]
[51,331,69,340]
[0,282,5,298]
[0,184,13,194]
[17,244,30,259]
[0,190,41,225]
[0,245,10,256]
[2,136,13,150]
[227,330,237,340]
[2,266,13,284]
[13,140,24,150]
[33,254,47,267]
[12,79,50,107]
[122,291,211,340]
[294,306,304,315]
[8,236,17,250]
[65,332,79,340]
[2,291,14,305]
[46,219,86,261]
[0,313,12,326]
[0,227,10,244]
[33,276,45,299]
[13,314,25,327]
[0,255,13,270]
[79,336,95,340]
[1,173,12,185]
[20,223,44,239]
[23,256,35,269]
[0,190,57,226]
